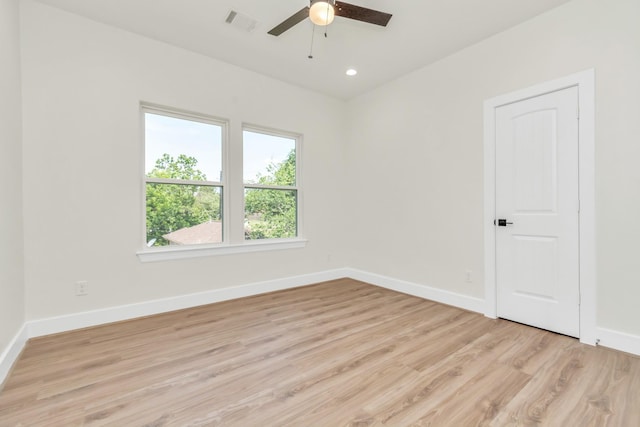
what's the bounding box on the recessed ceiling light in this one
[346,68,358,76]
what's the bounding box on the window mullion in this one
[243,184,297,191]
[145,177,221,186]
[226,121,245,245]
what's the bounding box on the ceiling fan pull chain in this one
[308,24,316,59]
[324,2,331,37]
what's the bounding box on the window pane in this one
[243,130,296,185]
[145,113,222,182]
[244,189,297,240]
[146,183,222,247]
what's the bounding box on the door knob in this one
[495,219,513,226]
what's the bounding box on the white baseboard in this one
[0,324,28,388]
[27,268,350,338]
[596,327,640,356]
[4,267,638,388]
[24,268,485,340]
[23,268,485,340]
[345,268,486,314]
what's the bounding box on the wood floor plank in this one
[405,362,531,426]
[362,321,522,425]
[1,279,639,426]
[494,341,640,426]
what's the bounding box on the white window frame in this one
[242,124,303,242]
[137,106,306,263]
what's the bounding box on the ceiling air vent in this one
[225,10,258,33]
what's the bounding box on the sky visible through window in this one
[243,130,295,184]
[145,113,293,182]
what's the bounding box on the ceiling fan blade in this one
[268,7,310,36]
[334,1,392,27]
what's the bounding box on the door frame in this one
[483,69,596,345]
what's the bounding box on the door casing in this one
[483,69,596,345]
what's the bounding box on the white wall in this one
[15,0,640,344]
[0,0,25,358]
[20,0,348,320]
[346,0,640,336]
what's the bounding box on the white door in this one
[495,86,580,337]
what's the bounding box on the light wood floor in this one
[1,279,639,426]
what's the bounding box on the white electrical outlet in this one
[76,281,89,296]
[465,271,473,283]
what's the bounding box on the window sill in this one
[137,238,307,263]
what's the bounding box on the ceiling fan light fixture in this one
[309,0,336,26]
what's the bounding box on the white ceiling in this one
[34,0,572,100]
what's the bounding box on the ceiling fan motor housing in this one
[309,0,336,26]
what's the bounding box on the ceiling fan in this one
[268,0,392,36]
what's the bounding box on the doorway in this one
[483,70,596,344]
